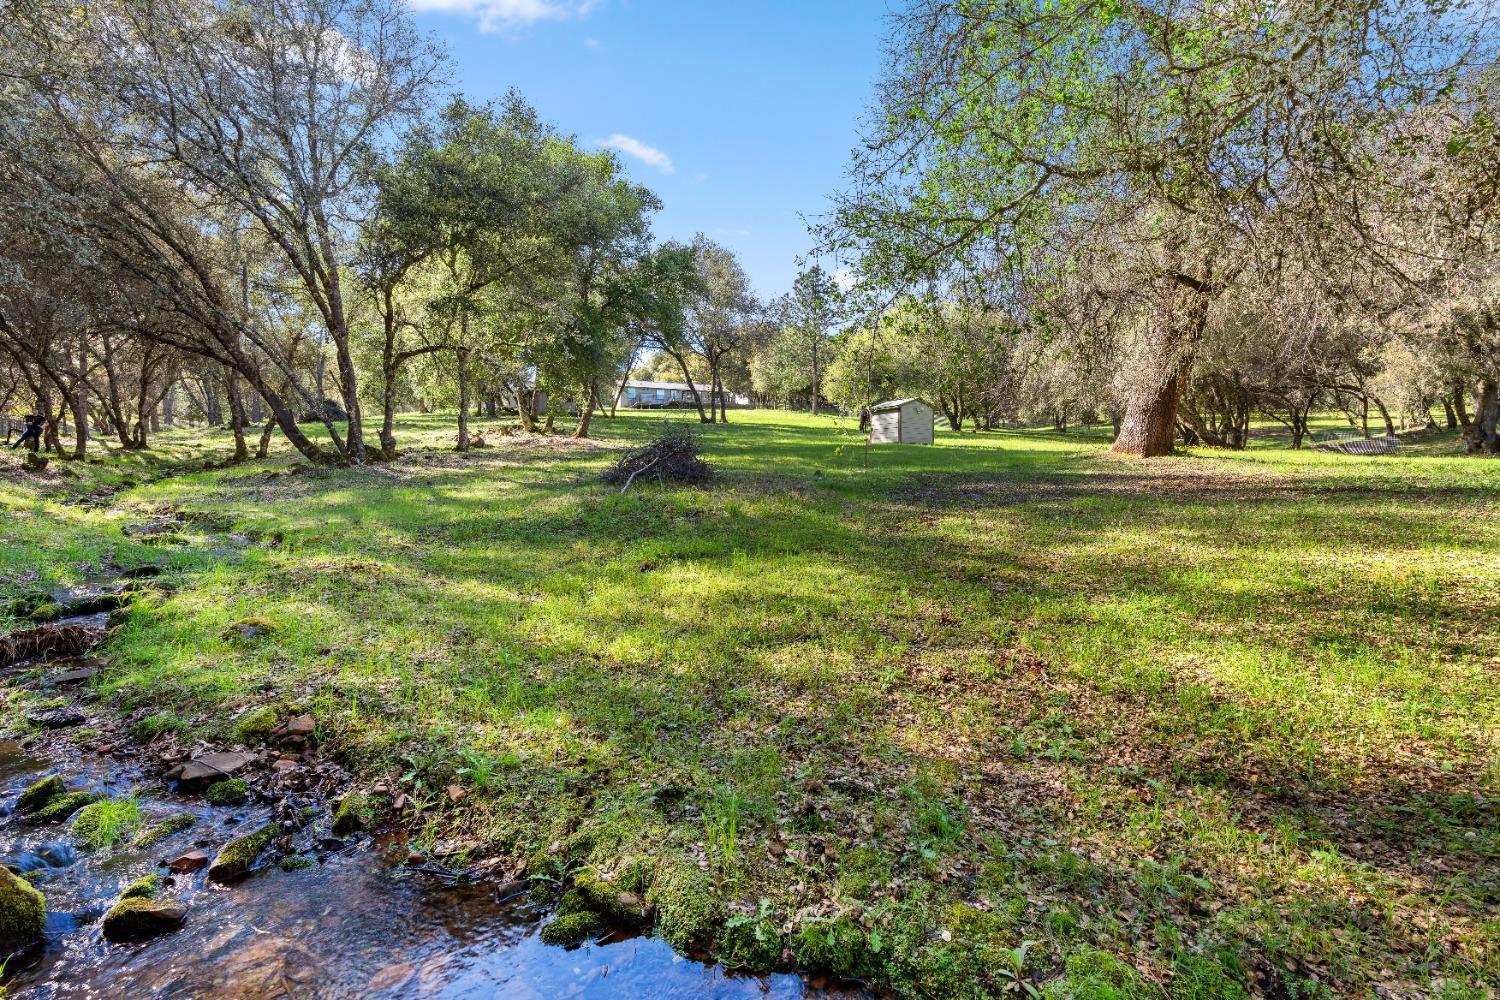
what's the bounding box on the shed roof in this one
[870,397,928,413]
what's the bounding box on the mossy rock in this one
[121,873,161,900]
[205,778,249,806]
[232,706,278,745]
[28,790,101,825]
[539,910,601,946]
[0,864,46,952]
[26,603,64,623]
[278,854,316,872]
[16,774,65,814]
[524,844,567,883]
[101,896,186,942]
[132,813,197,849]
[207,823,276,883]
[791,913,875,980]
[331,792,384,836]
[570,869,650,927]
[647,859,721,951]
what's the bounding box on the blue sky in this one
[408,1,889,299]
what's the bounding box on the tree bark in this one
[1113,276,1212,457]
[1466,379,1499,454]
[574,381,598,439]
[225,370,250,462]
[455,345,470,452]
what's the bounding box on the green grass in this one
[3,410,1497,996]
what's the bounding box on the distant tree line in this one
[0,0,778,465]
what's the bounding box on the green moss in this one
[524,845,567,883]
[101,896,187,942]
[121,873,161,899]
[1168,954,1251,1000]
[0,864,46,949]
[718,899,785,970]
[648,859,721,951]
[232,706,279,744]
[205,778,249,806]
[278,854,317,871]
[838,844,893,899]
[569,868,649,925]
[16,774,65,814]
[1044,950,1165,1000]
[331,792,384,835]
[616,855,657,896]
[132,813,197,848]
[71,797,142,850]
[207,823,276,883]
[791,913,873,979]
[27,602,64,623]
[539,910,601,946]
[131,712,188,743]
[29,790,101,825]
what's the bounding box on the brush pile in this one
[602,425,711,492]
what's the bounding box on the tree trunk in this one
[455,346,470,452]
[1443,398,1457,429]
[1113,276,1211,457]
[1372,395,1396,437]
[225,371,250,462]
[1465,379,1499,454]
[1453,385,1472,428]
[574,381,598,439]
[257,415,277,458]
[71,331,87,459]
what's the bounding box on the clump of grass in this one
[131,712,188,744]
[71,796,142,851]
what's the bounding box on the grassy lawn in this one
[5,410,1497,998]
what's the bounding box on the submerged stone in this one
[132,813,196,849]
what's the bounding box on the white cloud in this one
[408,0,599,32]
[833,268,857,293]
[598,133,675,175]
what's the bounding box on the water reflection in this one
[1,744,862,999]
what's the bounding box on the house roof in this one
[625,380,715,392]
[871,397,928,413]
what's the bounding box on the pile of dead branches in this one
[602,425,712,493]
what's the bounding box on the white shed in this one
[869,398,935,445]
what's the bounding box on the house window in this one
[655,389,665,399]
[626,388,636,398]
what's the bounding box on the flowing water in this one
[0,742,863,999]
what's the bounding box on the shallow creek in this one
[0,741,861,998]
